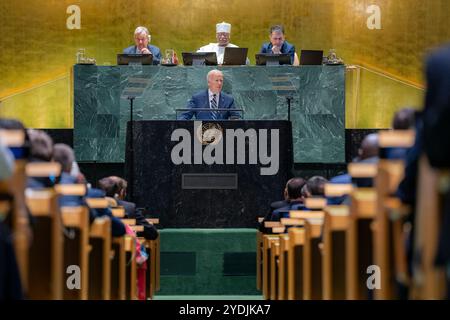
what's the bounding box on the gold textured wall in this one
[0,0,449,128]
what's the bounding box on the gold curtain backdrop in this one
[0,0,449,128]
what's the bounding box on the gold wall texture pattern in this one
[0,0,449,128]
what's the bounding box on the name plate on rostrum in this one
[182,174,238,190]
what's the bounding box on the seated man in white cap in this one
[197,22,244,65]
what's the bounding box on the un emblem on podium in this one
[196,122,223,145]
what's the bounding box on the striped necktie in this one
[211,93,218,120]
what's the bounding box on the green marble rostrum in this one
[74,65,345,163]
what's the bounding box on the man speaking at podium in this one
[178,69,242,120]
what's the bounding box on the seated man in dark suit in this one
[269,176,327,233]
[259,25,296,65]
[270,177,306,212]
[123,26,161,65]
[98,176,159,240]
[178,69,242,120]
[300,176,328,200]
[259,177,306,233]
[326,133,379,206]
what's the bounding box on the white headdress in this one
[216,22,231,33]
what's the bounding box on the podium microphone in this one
[286,96,293,122]
[127,96,135,202]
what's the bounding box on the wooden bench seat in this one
[55,184,90,300]
[287,228,305,300]
[322,206,349,300]
[373,130,415,299]
[262,234,279,300]
[412,155,447,299]
[25,162,63,300]
[304,197,327,210]
[60,206,90,300]
[324,183,354,197]
[303,218,325,300]
[25,188,64,300]
[277,235,290,300]
[88,217,112,300]
[346,188,377,299]
[270,238,281,300]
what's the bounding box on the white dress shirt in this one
[197,43,238,64]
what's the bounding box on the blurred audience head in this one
[0,118,30,159]
[111,176,128,199]
[52,143,75,173]
[0,118,26,131]
[28,129,53,161]
[393,107,416,130]
[98,177,117,197]
[0,118,29,143]
[302,176,328,197]
[98,176,128,200]
[357,133,379,161]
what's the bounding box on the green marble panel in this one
[292,114,345,163]
[158,229,259,295]
[73,138,97,162]
[74,65,345,163]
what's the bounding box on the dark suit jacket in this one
[85,188,126,237]
[58,173,82,207]
[26,159,57,189]
[0,222,24,300]
[117,200,159,240]
[270,200,306,222]
[258,200,288,233]
[258,200,306,233]
[327,174,352,205]
[123,45,162,65]
[423,44,450,167]
[270,200,289,211]
[259,41,296,65]
[178,90,241,120]
[421,45,450,269]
